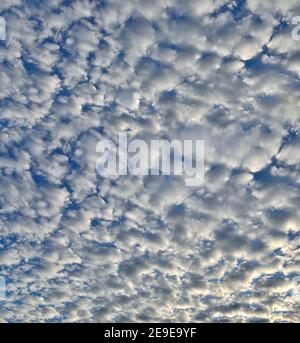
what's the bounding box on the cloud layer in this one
[0,0,300,322]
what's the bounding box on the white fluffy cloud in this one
[0,0,300,323]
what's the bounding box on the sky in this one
[0,0,300,323]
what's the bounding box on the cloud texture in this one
[0,0,300,322]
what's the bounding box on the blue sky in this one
[0,0,300,322]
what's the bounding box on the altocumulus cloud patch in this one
[0,0,300,323]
